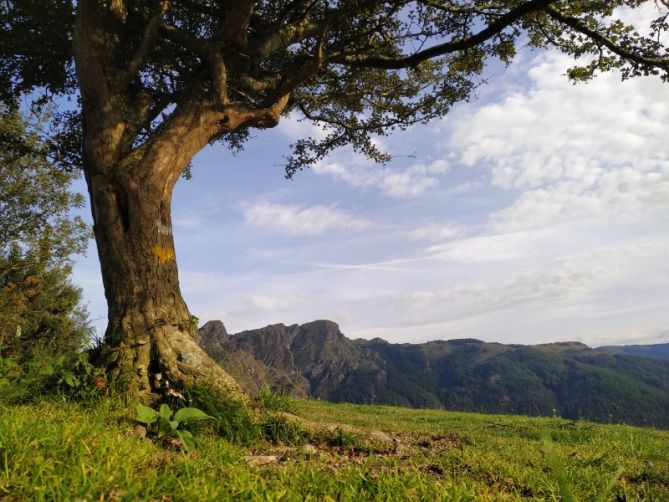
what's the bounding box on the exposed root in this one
[98,323,247,404]
[153,326,247,403]
[279,412,396,452]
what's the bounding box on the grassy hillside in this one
[1,396,667,501]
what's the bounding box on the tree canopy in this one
[2,1,668,176]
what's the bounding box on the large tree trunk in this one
[71,0,287,404]
[86,167,244,403]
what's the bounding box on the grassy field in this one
[0,396,667,501]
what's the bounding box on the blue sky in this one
[73,6,669,347]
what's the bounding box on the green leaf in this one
[169,420,180,431]
[136,404,157,425]
[176,429,195,451]
[159,404,172,420]
[157,416,172,434]
[62,372,75,387]
[173,407,212,423]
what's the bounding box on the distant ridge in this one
[198,320,669,428]
[596,343,669,362]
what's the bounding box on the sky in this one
[72,5,669,348]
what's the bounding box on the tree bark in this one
[86,165,245,403]
[71,0,289,403]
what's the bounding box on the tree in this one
[1,0,667,402]
[0,108,91,364]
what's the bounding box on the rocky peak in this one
[196,320,230,360]
[198,320,229,340]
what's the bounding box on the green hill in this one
[198,320,669,428]
[1,397,667,500]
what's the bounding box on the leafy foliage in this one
[0,108,90,366]
[1,1,667,176]
[136,403,212,450]
[54,353,108,401]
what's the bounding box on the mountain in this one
[198,320,669,428]
[596,343,669,362]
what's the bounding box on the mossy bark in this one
[87,169,245,403]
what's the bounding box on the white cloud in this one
[445,49,669,231]
[277,112,328,140]
[350,239,668,334]
[242,201,371,236]
[410,223,462,241]
[313,158,449,198]
[426,227,558,262]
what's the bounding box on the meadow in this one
[1,394,667,501]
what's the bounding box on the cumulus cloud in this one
[277,112,328,141]
[313,159,449,198]
[242,201,371,236]
[446,50,669,231]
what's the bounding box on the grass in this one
[0,396,667,501]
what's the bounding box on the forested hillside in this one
[198,320,669,428]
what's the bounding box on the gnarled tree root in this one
[279,412,397,453]
[99,324,247,404]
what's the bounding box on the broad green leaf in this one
[159,404,172,420]
[157,416,172,434]
[173,407,212,423]
[136,404,157,425]
[63,372,75,387]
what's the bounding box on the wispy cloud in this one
[313,159,449,198]
[242,201,371,236]
[410,223,462,241]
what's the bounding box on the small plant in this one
[136,403,212,450]
[55,353,108,401]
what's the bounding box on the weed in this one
[321,427,371,453]
[54,353,108,401]
[136,403,212,450]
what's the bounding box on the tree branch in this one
[266,15,331,103]
[123,0,170,83]
[546,7,669,71]
[207,49,229,105]
[159,22,208,53]
[331,0,559,69]
[221,0,257,50]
